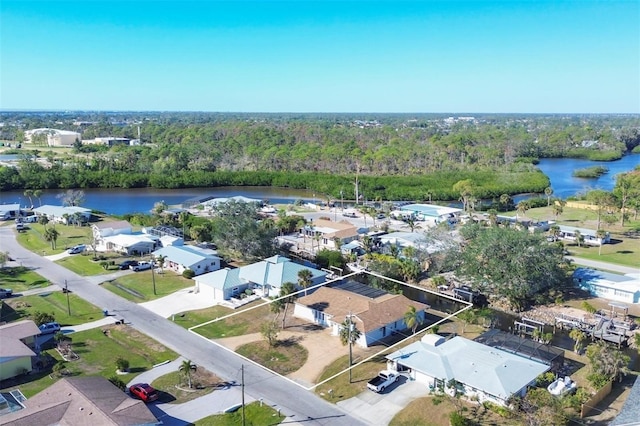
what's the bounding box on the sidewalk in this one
[61,316,119,333]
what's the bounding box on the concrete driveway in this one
[139,286,216,318]
[338,375,429,426]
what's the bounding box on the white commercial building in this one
[24,128,81,147]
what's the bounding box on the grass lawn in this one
[151,368,224,404]
[1,292,104,325]
[101,271,195,302]
[15,223,92,255]
[315,354,386,402]
[55,252,124,276]
[0,266,50,292]
[194,401,285,426]
[0,325,177,398]
[178,301,271,339]
[236,340,308,375]
[501,205,640,267]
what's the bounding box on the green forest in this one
[1,112,639,200]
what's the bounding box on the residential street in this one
[0,227,366,426]
[568,256,639,275]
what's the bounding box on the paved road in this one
[568,256,639,275]
[0,227,365,426]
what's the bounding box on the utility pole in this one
[241,364,245,426]
[151,259,157,296]
[348,311,353,383]
[65,280,71,316]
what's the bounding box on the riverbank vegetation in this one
[572,166,609,178]
[1,112,638,200]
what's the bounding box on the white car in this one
[131,261,152,272]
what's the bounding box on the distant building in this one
[32,205,92,224]
[398,203,462,225]
[24,128,80,147]
[85,137,131,147]
[557,225,610,246]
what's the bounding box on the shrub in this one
[115,357,130,372]
[581,301,597,314]
[182,269,195,279]
[32,311,55,326]
[108,376,127,391]
[449,412,470,426]
[52,361,66,376]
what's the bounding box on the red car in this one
[129,383,159,403]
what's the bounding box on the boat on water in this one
[547,376,577,396]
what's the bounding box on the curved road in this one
[0,227,365,426]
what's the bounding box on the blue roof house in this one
[194,256,327,303]
[153,245,220,277]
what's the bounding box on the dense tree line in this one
[1,112,638,199]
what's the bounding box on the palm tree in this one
[548,225,561,242]
[24,190,34,208]
[38,215,49,229]
[33,189,43,206]
[569,329,586,353]
[544,187,553,207]
[404,305,423,334]
[279,282,296,330]
[297,269,313,296]
[179,359,197,388]
[552,200,565,219]
[270,297,284,323]
[400,259,420,283]
[516,200,530,221]
[339,317,361,346]
[574,230,584,248]
[155,255,167,274]
[487,209,498,227]
[44,227,60,250]
[596,229,607,255]
[406,217,416,232]
[499,194,512,211]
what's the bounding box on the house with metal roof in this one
[386,334,549,407]
[399,203,462,225]
[557,225,610,246]
[574,268,640,304]
[0,376,159,425]
[0,320,41,381]
[101,233,158,256]
[194,256,327,302]
[32,205,91,225]
[611,375,640,425]
[153,245,220,276]
[294,281,429,347]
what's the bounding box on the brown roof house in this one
[293,282,429,347]
[0,320,41,381]
[301,219,359,251]
[0,376,160,426]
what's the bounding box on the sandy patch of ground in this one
[215,325,365,387]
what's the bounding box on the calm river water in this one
[1,154,638,215]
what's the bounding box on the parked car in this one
[38,322,61,334]
[118,260,139,270]
[131,261,152,272]
[0,288,13,298]
[367,370,399,393]
[129,383,159,403]
[67,244,86,254]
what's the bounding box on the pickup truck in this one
[367,370,399,393]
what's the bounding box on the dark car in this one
[0,288,13,299]
[129,383,159,403]
[67,244,86,254]
[119,260,139,270]
[38,322,61,334]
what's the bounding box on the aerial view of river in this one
[535,153,639,199]
[0,186,316,216]
[1,154,638,215]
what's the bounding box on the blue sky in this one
[1,0,638,113]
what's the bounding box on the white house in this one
[194,255,327,302]
[152,245,220,276]
[101,233,158,255]
[301,219,359,250]
[293,281,429,348]
[574,268,640,304]
[32,205,92,224]
[24,128,81,147]
[557,225,610,246]
[399,203,462,225]
[385,334,549,407]
[92,220,132,241]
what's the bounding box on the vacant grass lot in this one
[0,266,50,292]
[177,301,271,339]
[502,205,640,267]
[16,223,92,255]
[1,292,104,325]
[236,340,308,375]
[195,401,285,426]
[0,325,177,398]
[102,271,195,302]
[55,252,126,276]
[151,368,223,404]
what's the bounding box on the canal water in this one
[1,154,637,215]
